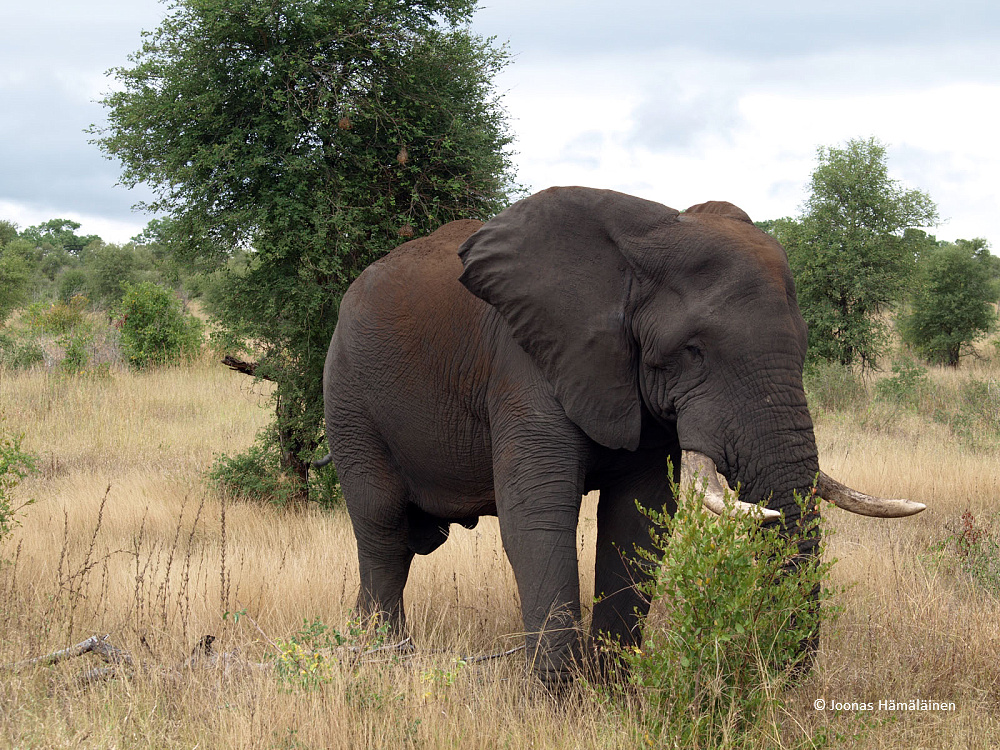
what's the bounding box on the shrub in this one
[57,268,91,302]
[931,377,1000,450]
[803,360,869,413]
[58,329,93,374]
[0,331,45,370]
[208,427,340,508]
[874,358,929,406]
[929,511,1000,596]
[604,472,839,746]
[0,252,31,325]
[25,295,89,335]
[116,282,203,368]
[1,425,36,543]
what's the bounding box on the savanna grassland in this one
[2,345,1000,749]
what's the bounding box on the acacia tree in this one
[776,138,938,369]
[901,239,997,367]
[95,0,517,502]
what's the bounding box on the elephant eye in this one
[685,344,704,361]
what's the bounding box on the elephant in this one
[322,186,924,684]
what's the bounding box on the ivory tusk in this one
[816,471,926,518]
[681,451,781,521]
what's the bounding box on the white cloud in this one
[1,0,998,250]
[0,200,147,244]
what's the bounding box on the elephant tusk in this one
[681,451,781,521]
[816,471,926,518]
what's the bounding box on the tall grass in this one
[2,344,1000,747]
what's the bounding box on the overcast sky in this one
[2,1,998,247]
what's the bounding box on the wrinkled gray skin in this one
[323,187,819,684]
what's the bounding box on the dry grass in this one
[2,353,1000,748]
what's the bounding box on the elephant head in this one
[459,187,923,531]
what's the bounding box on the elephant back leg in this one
[591,445,678,674]
[336,436,415,638]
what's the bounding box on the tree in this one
[0,220,18,248]
[0,251,31,326]
[95,0,517,502]
[780,138,938,369]
[21,219,100,256]
[901,240,997,366]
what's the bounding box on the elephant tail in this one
[312,453,333,469]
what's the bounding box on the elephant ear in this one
[458,186,679,451]
[683,200,754,224]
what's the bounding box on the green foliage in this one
[95,0,518,500]
[930,378,1000,451]
[0,331,45,370]
[874,358,929,406]
[90,244,138,305]
[57,267,91,302]
[900,240,997,367]
[780,138,938,370]
[0,425,37,543]
[208,427,341,508]
[0,251,31,326]
[928,511,1000,596]
[608,474,838,747]
[116,282,203,368]
[0,220,18,247]
[274,616,392,691]
[803,360,869,412]
[21,218,99,256]
[26,295,90,335]
[58,329,93,375]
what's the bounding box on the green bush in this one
[57,268,91,302]
[803,360,869,413]
[928,511,1000,596]
[116,282,203,368]
[58,329,93,374]
[0,252,31,325]
[0,331,45,370]
[1,425,36,542]
[874,358,929,406]
[208,427,341,508]
[931,377,1000,450]
[604,473,839,747]
[25,295,90,335]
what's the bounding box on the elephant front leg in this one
[591,447,676,677]
[492,434,588,686]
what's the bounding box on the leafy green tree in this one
[0,220,18,248]
[95,0,517,502]
[0,251,31,325]
[89,244,138,305]
[901,240,997,367]
[21,219,99,256]
[779,138,938,369]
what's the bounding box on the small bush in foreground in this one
[116,282,202,368]
[604,475,839,747]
